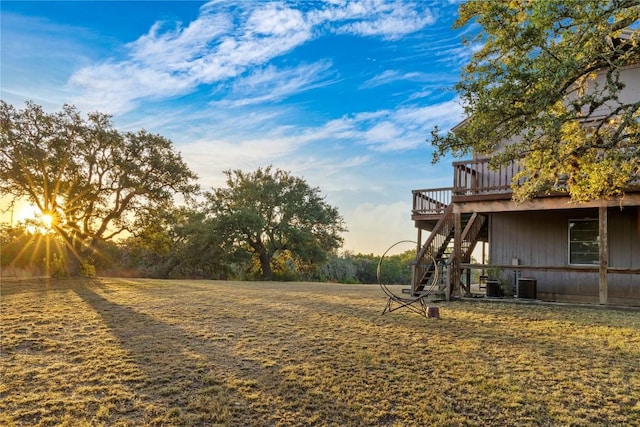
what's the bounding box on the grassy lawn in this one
[1,277,639,426]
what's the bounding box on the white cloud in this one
[364,122,403,144]
[361,69,401,88]
[283,154,374,196]
[336,9,434,40]
[407,89,434,101]
[126,14,232,70]
[246,3,308,36]
[179,133,308,189]
[69,2,315,114]
[362,69,456,89]
[309,0,435,40]
[68,1,440,114]
[70,61,195,113]
[440,42,483,67]
[303,99,464,152]
[211,60,336,107]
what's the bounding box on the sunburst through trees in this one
[1,204,64,277]
[0,101,199,276]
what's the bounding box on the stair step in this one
[411,208,487,295]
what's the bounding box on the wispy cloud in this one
[309,0,435,40]
[68,1,439,114]
[437,42,482,68]
[211,60,337,108]
[361,69,456,89]
[69,2,313,113]
[170,94,462,196]
[306,99,464,152]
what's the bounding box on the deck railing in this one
[412,159,519,214]
[411,187,451,215]
[452,158,640,197]
[415,158,640,214]
[452,158,521,196]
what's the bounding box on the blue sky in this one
[1,0,472,255]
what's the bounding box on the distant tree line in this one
[0,101,414,285]
[0,222,414,285]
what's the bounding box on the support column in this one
[599,206,608,305]
[452,212,462,299]
[411,228,423,295]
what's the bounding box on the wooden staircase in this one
[411,204,486,296]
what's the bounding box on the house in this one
[411,63,640,307]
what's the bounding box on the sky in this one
[1,0,473,255]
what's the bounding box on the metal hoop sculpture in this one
[377,240,440,317]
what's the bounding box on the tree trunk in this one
[156,256,181,279]
[259,251,273,281]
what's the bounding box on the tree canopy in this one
[431,0,640,202]
[205,166,347,280]
[0,101,199,274]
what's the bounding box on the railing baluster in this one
[411,187,452,215]
[450,158,516,197]
[414,158,525,214]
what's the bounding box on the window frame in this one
[568,218,600,266]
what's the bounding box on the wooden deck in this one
[412,158,640,217]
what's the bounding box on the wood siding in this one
[489,207,640,305]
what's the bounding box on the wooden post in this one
[452,212,462,298]
[465,268,472,297]
[412,228,422,295]
[599,206,608,305]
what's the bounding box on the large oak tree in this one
[432,0,639,202]
[206,166,346,280]
[0,101,199,274]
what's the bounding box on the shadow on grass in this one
[73,283,367,426]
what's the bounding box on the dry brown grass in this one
[1,277,639,426]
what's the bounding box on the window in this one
[568,219,599,265]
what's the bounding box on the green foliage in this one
[431,0,640,202]
[2,216,418,283]
[351,253,379,284]
[376,249,414,285]
[90,239,121,274]
[313,253,359,283]
[0,224,65,276]
[118,207,231,279]
[308,250,414,285]
[205,166,347,280]
[50,253,67,278]
[0,101,199,274]
[270,251,300,282]
[79,261,96,277]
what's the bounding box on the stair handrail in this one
[461,213,486,262]
[460,212,478,242]
[412,203,455,294]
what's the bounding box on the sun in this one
[15,203,56,233]
[41,213,54,229]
